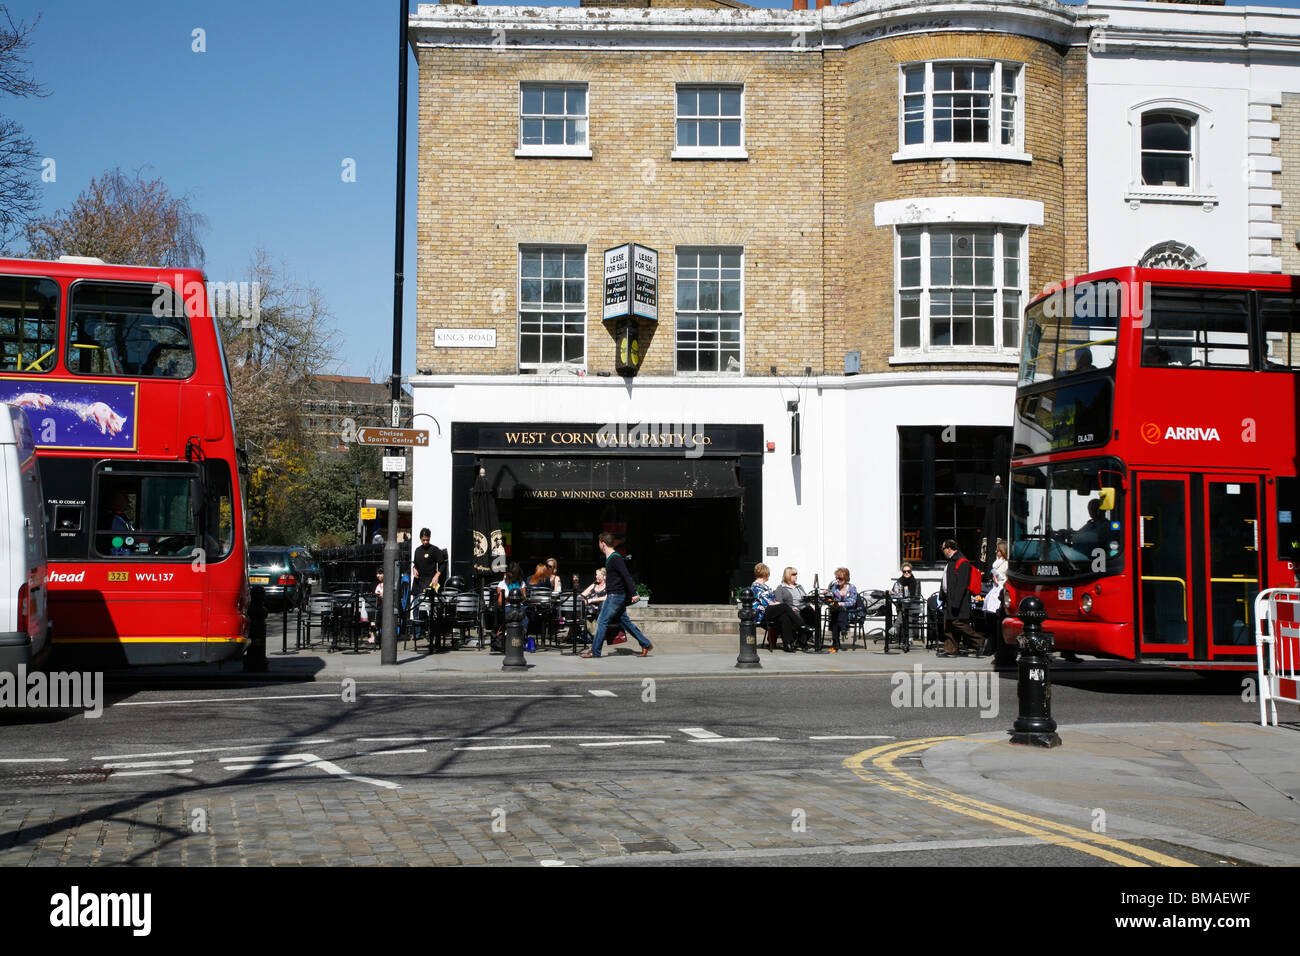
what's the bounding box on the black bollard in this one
[1008,596,1061,748]
[501,587,528,671]
[735,587,761,670]
[244,586,269,673]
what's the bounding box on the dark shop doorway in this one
[499,496,744,604]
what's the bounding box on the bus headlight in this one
[1080,593,1093,614]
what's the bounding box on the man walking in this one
[939,538,981,657]
[580,532,652,659]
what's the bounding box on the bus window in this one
[1143,287,1250,368]
[1009,458,1125,578]
[0,275,59,373]
[94,469,197,558]
[1019,280,1119,386]
[1280,477,1299,563]
[68,281,196,379]
[1258,294,1300,370]
[205,459,235,560]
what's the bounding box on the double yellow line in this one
[843,737,1193,867]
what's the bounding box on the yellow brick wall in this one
[841,32,1073,374]
[415,31,1084,377]
[416,49,826,376]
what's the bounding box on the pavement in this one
[71,629,1300,867]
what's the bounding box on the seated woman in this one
[770,566,819,651]
[751,563,800,652]
[892,563,921,600]
[497,562,531,649]
[826,567,858,653]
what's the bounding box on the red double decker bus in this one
[1007,267,1299,667]
[0,257,248,666]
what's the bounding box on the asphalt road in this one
[0,667,1262,870]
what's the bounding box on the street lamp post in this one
[381,0,411,667]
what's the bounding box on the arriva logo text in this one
[1141,422,1221,444]
[1164,426,1220,441]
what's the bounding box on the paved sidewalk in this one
[923,721,1300,866]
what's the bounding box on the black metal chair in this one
[554,591,587,653]
[300,593,336,649]
[448,589,483,649]
[525,585,556,646]
[329,589,361,653]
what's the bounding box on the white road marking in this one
[357,735,667,743]
[588,690,617,697]
[0,758,68,763]
[220,753,400,791]
[808,736,896,741]
[113,693,341,706]
[579,740,666,748]
[679,728,723,739]
[94,740,334,761]
[453,744,552,752]
[688,737,780,743]
[102,759,195,769]
[112,769,195,777]
[357,749,427,756]
[362,693,582,699]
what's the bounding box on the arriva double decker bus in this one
[1007,267,1299,667]
[0,257,248,666]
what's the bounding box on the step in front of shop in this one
[622,604,738,637]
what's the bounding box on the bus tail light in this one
[17,583,28,633]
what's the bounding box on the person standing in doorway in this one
[580,532,652,658]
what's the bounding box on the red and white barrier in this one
[1255,588,1300,727]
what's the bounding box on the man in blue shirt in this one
[580,532,652,659]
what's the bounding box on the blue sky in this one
[3,0,1296,378]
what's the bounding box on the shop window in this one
[899,425,1011,568]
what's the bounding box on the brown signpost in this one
[355,426,429,447]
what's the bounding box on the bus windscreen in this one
[1019,280,1121,387]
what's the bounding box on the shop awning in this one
[481,457,744,500]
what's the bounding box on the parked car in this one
[285,545,321,588]
[247,546,314,609]
[0,404,48,673]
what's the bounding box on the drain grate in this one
[620,840,677,855]
[0,767,112,785]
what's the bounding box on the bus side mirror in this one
[1098,487,1116,511]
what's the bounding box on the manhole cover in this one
[620,840,677,855]
[0,767,112,785]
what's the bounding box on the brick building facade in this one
[408,0,1091,600]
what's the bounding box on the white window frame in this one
[894,61,1030,163]
[672,84,748,161]
[890,224,1026,364]
[674,245,744,375]
[517,245,588,373]
[1125,99,1217,207]
[515,82,592,159]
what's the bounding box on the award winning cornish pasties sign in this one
[603,244,657,322]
